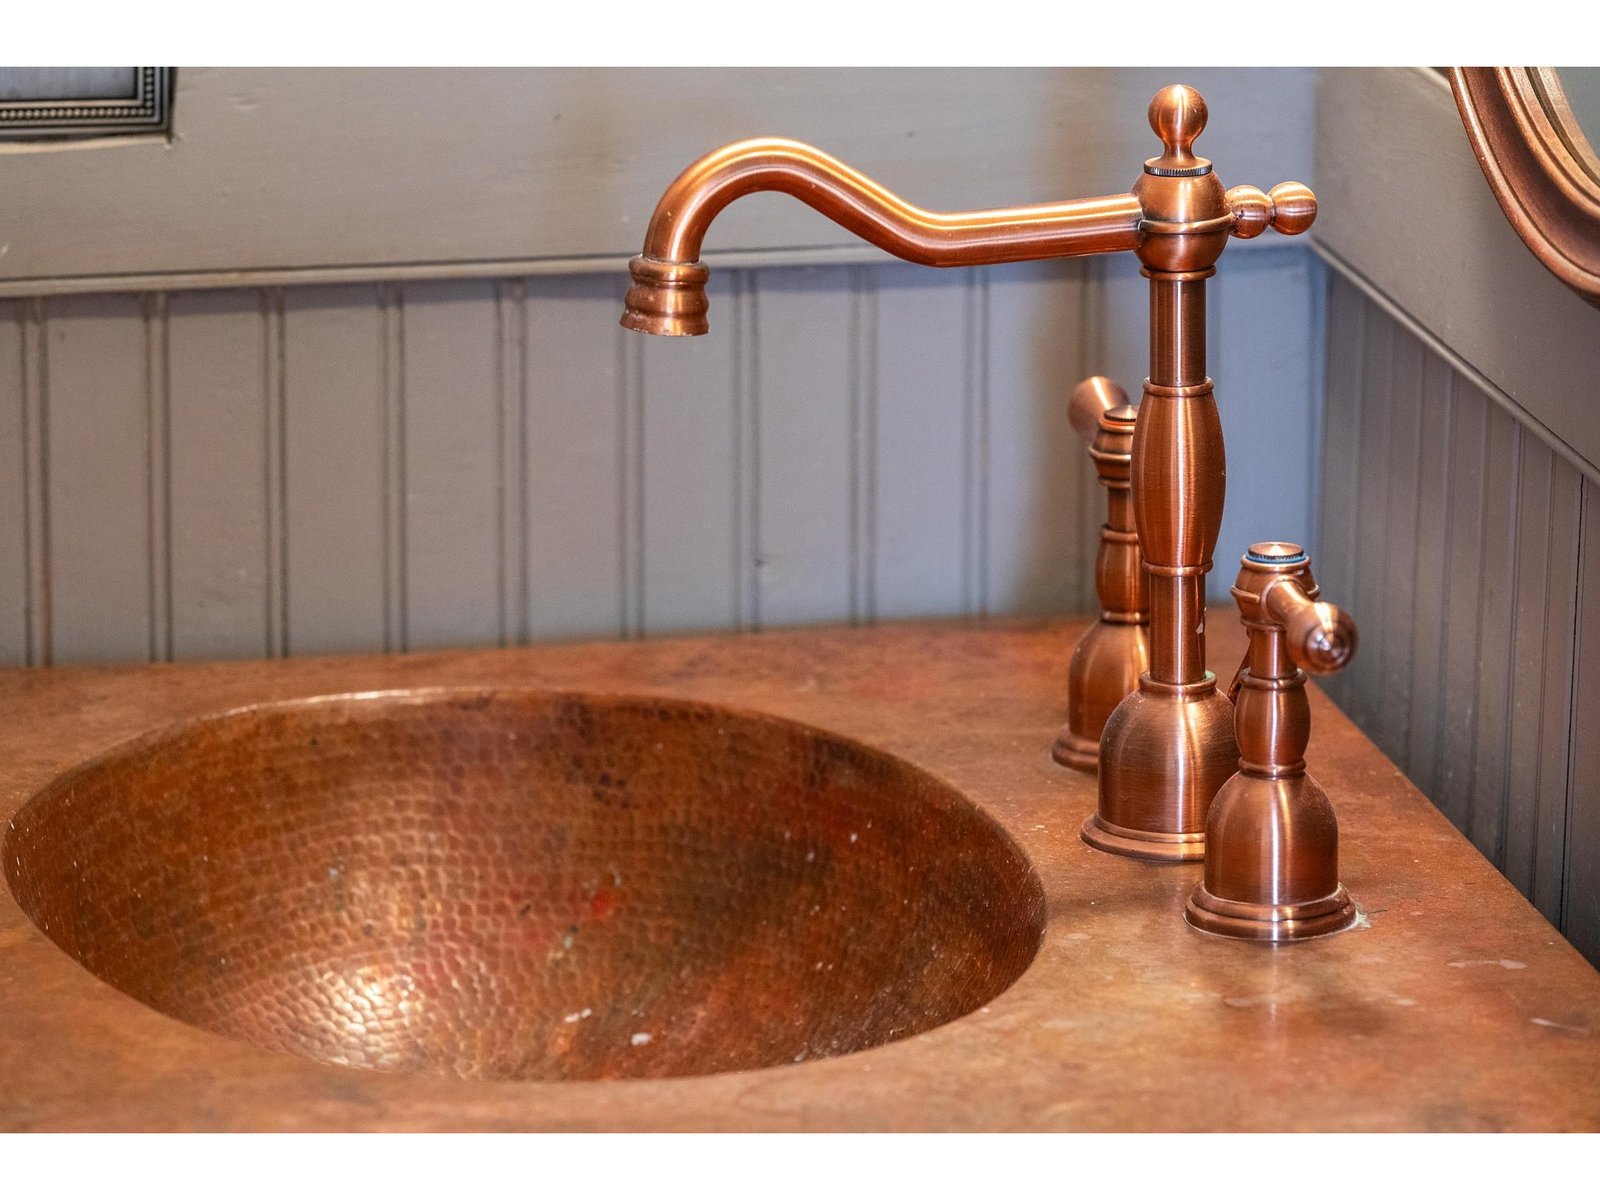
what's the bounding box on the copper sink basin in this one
[3,689,1044,1083]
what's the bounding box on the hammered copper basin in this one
[3,690,1044,1083]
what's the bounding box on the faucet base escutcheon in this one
[1185,878,1358,942]
[1084,672,1238,862]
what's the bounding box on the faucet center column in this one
[1136,270,1221,686]
[1083,85,1241,863]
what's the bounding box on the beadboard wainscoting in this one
[0,242,1320,669]
[1316,268,1600,964]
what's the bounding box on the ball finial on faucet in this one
[1148,85,1208,170]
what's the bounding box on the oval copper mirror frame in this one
[1450,67,1600,305]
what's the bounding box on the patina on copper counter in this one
[0,618,1596,1131]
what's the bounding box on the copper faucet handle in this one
[1268,584,1357,675]
[1226,182,1318,239]
[1067,376,1131,443]
[1231,542,1358,675]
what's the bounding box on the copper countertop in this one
[1,617,1596,1131]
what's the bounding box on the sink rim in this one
[7,682,1051,879]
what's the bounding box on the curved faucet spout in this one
[621,137,1144,336]
[641,137,1142,267]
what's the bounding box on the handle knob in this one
[1067,375,1129,443]
[1227,181,1318,239]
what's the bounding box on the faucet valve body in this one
[1054,377,1150,773]
[1185,543,1360,942]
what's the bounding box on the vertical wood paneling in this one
[637,271,740,635]
[0,302,28,666]
[165,289,271,660]
[379,285,407,652]
[144,294,172,663]
[494,280,528,646]
[1566,480,1600,963]
[1347,301,1394,735]
[1534,463,1583,921]
[400,280,502,651]
[1467,402,1521,860]
[1435,373,1489,831]
[873,265,969,619]
[0,248,1322,665]
[750,265,855,628]
[1403,354,1455,800]
[20,300,49,665]
[619,319,645,641]
[983,261,1095,616]
[1315,274,1365,712]
[960,271,988,616]
[1374,327,1424,764]
[263,291,288,659]
[849,267,878,626]
[281,285,388,656]
[732,274,761,632]
[1503,436,1556,897]
[521,275,626,640]
[44,294,152,664]
[1320,272,1597,965]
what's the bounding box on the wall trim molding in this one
[1314,242,1600,486]
[0,245,890,300]
[0,233,1305,302]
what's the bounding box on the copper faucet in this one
[1186,543,1359,941]
[620,85,1318,859]
[1053,377,1148,773]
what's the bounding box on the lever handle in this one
[1226,181,1318,239]
[1262,578,1358,674]
[1067,376,1129,443]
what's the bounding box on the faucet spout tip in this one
[620,255,711,336]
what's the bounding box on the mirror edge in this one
[1450,66,1600,307]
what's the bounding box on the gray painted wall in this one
[1,67,1314,293]
[1315,68,1600,478]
